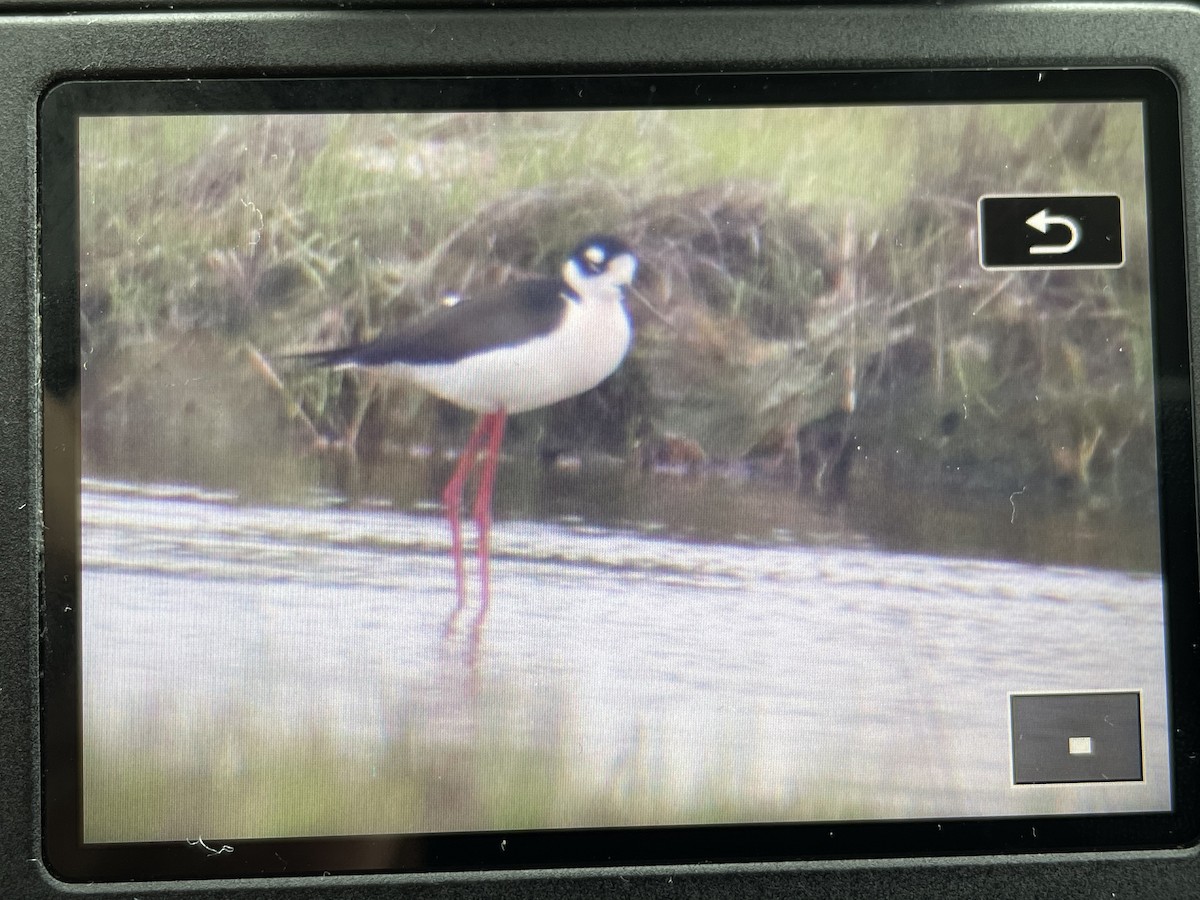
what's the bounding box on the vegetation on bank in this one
[78,103,1157,511]
[79,676,972,844]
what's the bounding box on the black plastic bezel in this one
[36,67,1199,883]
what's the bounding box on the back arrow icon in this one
[1026,208,1081,255]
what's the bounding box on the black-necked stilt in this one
[294,235,639,627]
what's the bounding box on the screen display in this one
[40,71,1197,879]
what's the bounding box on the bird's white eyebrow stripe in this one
[584,245,605,264]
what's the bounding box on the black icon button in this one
[1010,692,1143,785]
[978,195,1124,270]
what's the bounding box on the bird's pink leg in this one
[471,409,508,624]
[442,414,492,631]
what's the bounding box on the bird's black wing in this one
[294,277,572,368]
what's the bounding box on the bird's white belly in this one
[385,296,633,414]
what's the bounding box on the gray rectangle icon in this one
[1010,692,1143,785]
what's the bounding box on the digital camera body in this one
[5,2,1200,898]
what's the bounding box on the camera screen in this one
[43,72,1195,878]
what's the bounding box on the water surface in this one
[81,477,1171,838]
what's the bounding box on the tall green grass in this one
[78,101,1160,508]
[83,689,882,843]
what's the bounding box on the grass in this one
[83,688,882,844]
[77,100,1162,509]
[82,663,1110,845]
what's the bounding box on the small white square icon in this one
[1068,736,1094,756]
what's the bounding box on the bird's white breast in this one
[384,288,633,414]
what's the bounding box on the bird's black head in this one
[567,235,637,277]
